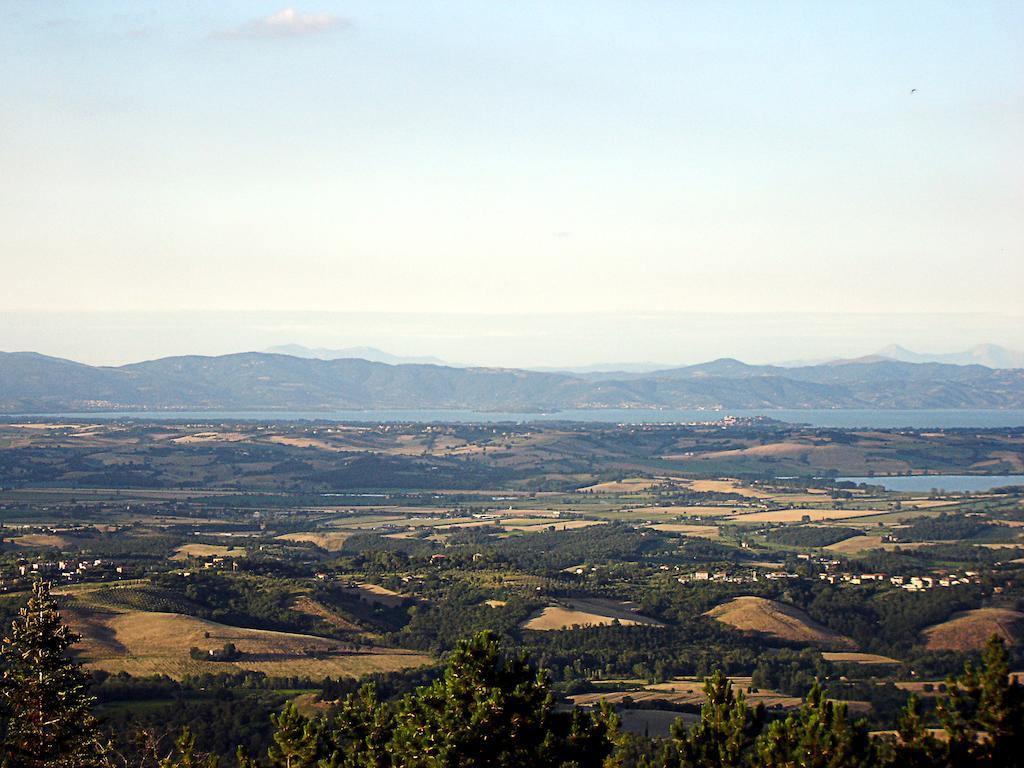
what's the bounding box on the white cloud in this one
[218,8,348,39]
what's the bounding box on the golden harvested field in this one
[501,520,605,533]
[500,516,560,525]
[430,520,502,531]
[770,494,846,505]
[706,596,856,649]
[327,515,406,529]
[700,442,842,460]
[826,535,887,554]
[647,523,721,538]
[264,436,346,451]
[277,532,352,552]
[171,432,248,444]
[572,676,802,710]
[342,583,408,608]
[387,516,470,528]
[686,479,769,498]
[901,499,961,509]
[499,509,569,518]
[644,680,886,715]
[289,596,360,632]
[8,423,76,429]
[4,533,74,548]
[65,609,430,680]
[822,652,899,665]
[731,508,889,523]
[626,505,740,518]
[170,544,247,560]
[922,608,1024,651]
[577,478,661,493]
[521,598,663,631]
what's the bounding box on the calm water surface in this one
[838,475,1024,492]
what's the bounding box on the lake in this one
[10,408,1024,428]
[838,475,1024,492]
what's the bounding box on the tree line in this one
[1,581,1023,767]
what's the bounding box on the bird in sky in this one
[910,88,917,94]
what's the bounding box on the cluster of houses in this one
[8,558,126,586]
[818,571,981,591]
[183,555,240,572]
[677,562,983,592]
[677,570,795,584]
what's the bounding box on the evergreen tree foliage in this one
[661,670,763,768]
[901,634,1024,768]
[0,580,103,768]
[255,631,617,768]
[158,728,219,768]
[320,685,395,768]
[236,746,260,768]
[885,695,941,768]
[266,702,319,768]
[754,681,874,768]
[378,630,616,767]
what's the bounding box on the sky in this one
[1,1,1022,366]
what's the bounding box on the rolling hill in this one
[705,596,857,649]
[1,350,1023,413]
[921,607,1024,651]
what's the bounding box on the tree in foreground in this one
[157,727,219,768]
[266,702,319,768]
[754,681,874,768]
[320,684,395,768]
[659,670,764,768]
[894,634,1024,768]
[0,580,104,768]
[386,630,618,767]
[260,630,620,768]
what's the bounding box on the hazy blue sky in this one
[1,2,1021,364]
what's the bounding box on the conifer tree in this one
[975,634,1024,766]
[885,695,941,768]
[385,630,615,768]
[267,702,320,768]
[320,684,395,768]
[931,634,1024,768]
[0,580,103,768]
[554,701,622,768]
[754,681,873,768]
[663,670,763,768]
[236,746,260,768]
[158,728,219,768]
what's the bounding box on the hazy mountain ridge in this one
[1,350,1023,413]
[874,344,1024,369]
[263,344,451,366]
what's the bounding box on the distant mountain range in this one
[265,343,1024,373]
[873,344,1024,369]
[264,344,450,366]
[2,350,1023,413]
